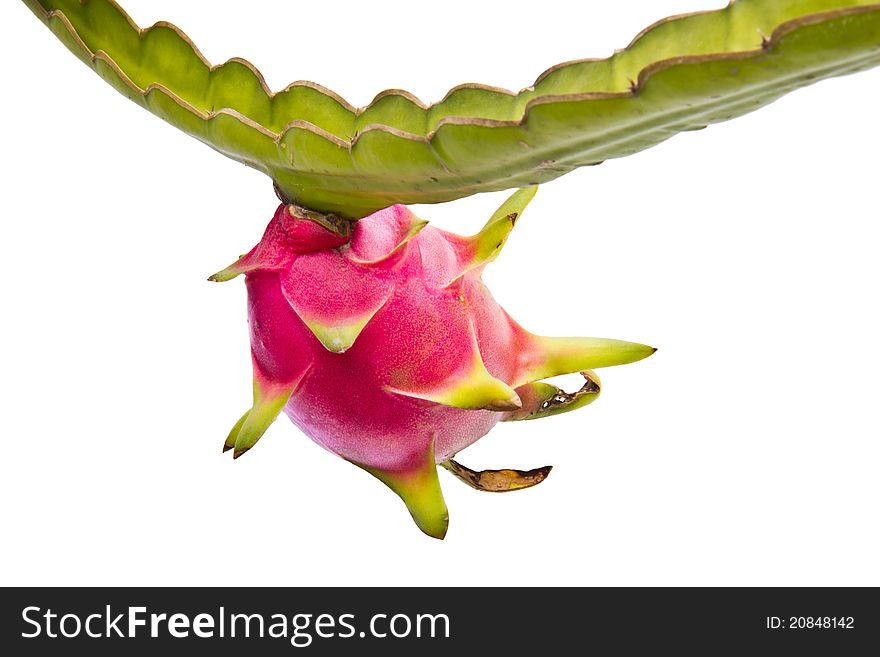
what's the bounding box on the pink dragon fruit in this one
[210,189,654,538]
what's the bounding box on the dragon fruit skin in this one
[212,190,654,538]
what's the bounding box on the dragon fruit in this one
[210,189,654,538]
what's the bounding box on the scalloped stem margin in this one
[22,0,880,218]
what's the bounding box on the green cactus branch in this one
[23,0,880,218]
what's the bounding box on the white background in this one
[2,0,878,586]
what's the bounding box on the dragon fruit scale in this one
[211,188,655,538]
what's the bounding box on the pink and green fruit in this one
[211,190,654,538]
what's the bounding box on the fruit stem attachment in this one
[274,181,353,238]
